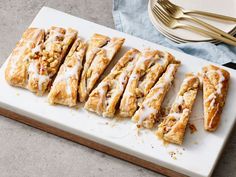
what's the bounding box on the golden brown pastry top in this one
[202,65,230,131]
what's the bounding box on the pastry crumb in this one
[163,140,169,147]
[168,151,177,160]
[168,148,184,160]
[189,123,197,134]
[74,105,80,110]
[193,141,198,145]
[160,107,171,118]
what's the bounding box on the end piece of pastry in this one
[48,38,87,107]
[132,63,180,129]
[202,65,230,131]
[119,50,174,117]
[5,28,45,88]
[84,49,140,117]
[157,74,199,145]
[27,27,77,95]
[79,34,125,102]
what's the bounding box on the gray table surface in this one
[0,0,235,177]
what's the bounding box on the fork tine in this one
[158,0,176,14]
[161,0,176,8]
[153,5,170,23]
[152,6,169,26]
[152,7,167,25]
[154,5,172,22]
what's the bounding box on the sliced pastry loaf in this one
[157,74,199,145]
[48,38,87,107]
[5,28,45,88]
[85,49,140,117]
[119,49,174,117]
[202,65,230,131]
[5,26,77,95]
[132,63,180,128]
[27,27,77,95]
[78,34,125,102]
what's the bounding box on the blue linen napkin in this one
[112,0,236,64]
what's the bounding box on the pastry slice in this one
[157,74,199,145]
[138,51,175,96]
[84,49,140,117]
[27,27,77,95]
[202,65,230,131]
[132,63,180,129]
[5,28,45,88]
[79,34,125,102]
[48,38,87,107]
[119,50,174,117]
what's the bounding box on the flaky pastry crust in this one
[48,38,87,106]
[202,65,230,131]
[84,49,140,117]
[132,63,180,128]
[157,74,199,145]
[78,34,125,102]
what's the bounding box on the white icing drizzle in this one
[96,82,108,112]
[9,29,43,76]
[168,112,182,120]
[134,49,155,70]
[128,73,138,83]
[156,56,165,66]
[28,61,50,91]
[31,43,42,54]
[111,52,139,109]
[9,46,28,76]
[137,87,164,126]
[86,47,100,60]
[54,63,80,95]
[182,76,195,86]
[205,93,216,103]
[102,41,116,58]
[156,52,168,66]
[152,82,165,90]
[172,109,189,120]
[52,49,84,95]
[117,71,127,91]
[162,64,176,83]
[165,109,190,132]
[205,92,217,109]
[208,110,218,128]
[216,70,225,94]
[123,50,154,99]
[204,69,225,110]
[137,105,156,125]
[106,54,137,109]
[89,72,100,88]
[136,64,177,126]
[176,95,184,105]
[206,69,225,95]
[45,29,64,51]
[105,72,127,108]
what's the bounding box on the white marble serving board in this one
[0,7,236,177]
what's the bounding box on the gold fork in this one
[157,0,236,42]
[157,0,236,22]
[152,5,236,46]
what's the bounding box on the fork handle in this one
[183,14,236,42]
[181,25,236,46]
[184,10,236,22]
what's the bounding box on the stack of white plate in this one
[148,0,236,43]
